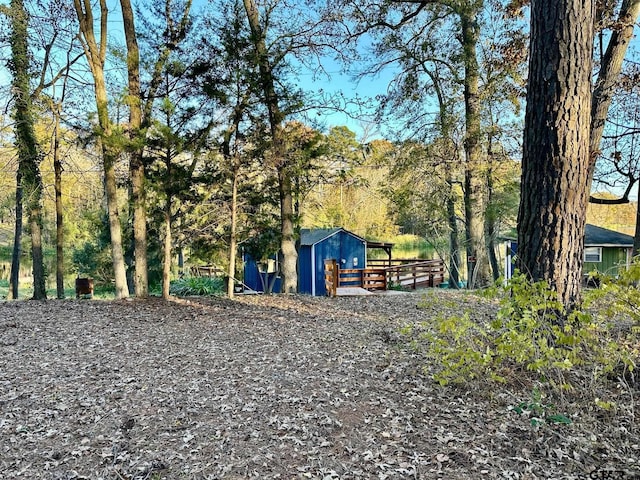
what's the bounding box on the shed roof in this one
[585,224,634,247]
[299,228,365,246]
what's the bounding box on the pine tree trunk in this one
[162,205,172,299]
[279,167,298,294]
[162,143,173,300]
[517,0,595,311]
[228,165,239,298]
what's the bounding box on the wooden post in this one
[324,259,338,297]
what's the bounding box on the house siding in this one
[584,247,629,276]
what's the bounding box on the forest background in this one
[0,0,639,299]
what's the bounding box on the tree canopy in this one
[0,0,639,303]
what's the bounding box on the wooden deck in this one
[336,287,374,296]
[324,258,445,297]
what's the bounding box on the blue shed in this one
[242,253,282,293]
[299,228,367,296]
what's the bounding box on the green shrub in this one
[169,276,225,296]
[72,241,113,284]
[408,272,638,396]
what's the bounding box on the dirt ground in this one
[0,291,638,479]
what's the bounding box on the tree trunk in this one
[460,5,487,288]
[120,0,148,297]
[279,167,298,293]
[485,218,500,282]
[74,0,129,299]
[162,204,172,299]
[446,173,461,289]
[485,143,500,282]
[227,164,239,298]
[242,0,298,293]
[633,200,640,257]
[53,103,65,298]
[517,0,595,311]
[102,143,130,299]
[9,170,23,300]
[162,138,173,300]
[10,0,46,300]
[29,205,47,300]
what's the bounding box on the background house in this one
[504,224,634,280]
[583,224,634,276]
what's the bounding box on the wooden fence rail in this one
[324,259,338,297]
[384,260,445,289]
[324,258,445,296]
[367,258,433,268]
[190,265,225,277]
[338,268,387,291]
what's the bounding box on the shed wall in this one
[243,254,282,293]
[298,245,313,295]
[310,232,365,296]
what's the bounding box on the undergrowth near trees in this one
[169,276,225,296]
[402,268,640,414]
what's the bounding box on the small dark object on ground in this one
[75,277,94,299]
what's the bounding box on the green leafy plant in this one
[387,280,406,291]
[169,276,225,296]
[408,272,638,398]
[510,388,572,426]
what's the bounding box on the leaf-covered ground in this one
[0,291,638,479]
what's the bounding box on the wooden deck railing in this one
[324,259,387,297]
[338,268,387,291]
[190,265,225,277]
[384,260,445,289]
[324,258,445,296]
[367,258,432,268]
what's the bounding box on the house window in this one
[584,246,602,263]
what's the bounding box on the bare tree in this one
[240,0,311,293]
[120,0,148,297]
[590,0,640,175]
[73,0,129,299]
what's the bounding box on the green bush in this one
[72,241,113,285]
[169,276,225,296]
[407,272,638,397]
